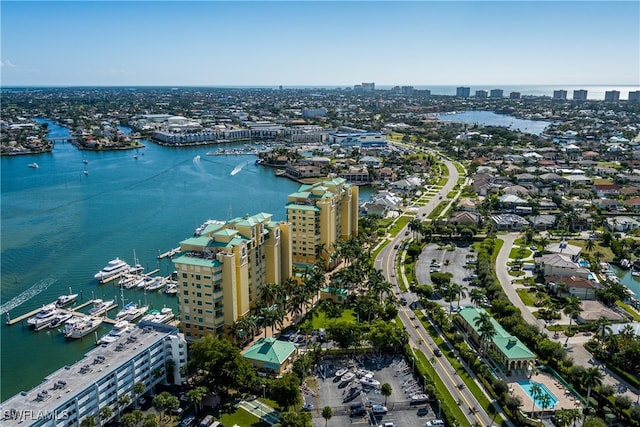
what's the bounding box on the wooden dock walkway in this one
[6,299,118,326]
[158,247,181,259]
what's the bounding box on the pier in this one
[99,268,160,284]
[158,247,181,259]
[6,299,119,327]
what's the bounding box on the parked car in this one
[178,416,196,427]
[372,405,388,414]
[426,420,445,426]
[302,403,314,411]
[350,407,366,417]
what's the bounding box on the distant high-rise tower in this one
[629,91,640,103]
[573,89,588,101]
[553,90,567,100]
[456,87,470,97]
[604,90,620,102]
[475,90,488,98]
[510,92,521,99]
[361,82,375,92]
[490,89,503,98]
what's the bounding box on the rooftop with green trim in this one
[242,337,297,366]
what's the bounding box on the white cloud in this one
[1,60,17,68]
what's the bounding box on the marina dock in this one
[6,299,118,326]
[158,247,181,259]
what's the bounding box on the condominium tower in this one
[286,178,359,267]
[172,213,292,340]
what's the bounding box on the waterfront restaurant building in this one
[286,178,359,268]
[172,213,292,340]
[456,307,536,376]
[0,322,186,427]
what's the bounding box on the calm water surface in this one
[435,110,552,135]
[0,121,372,401]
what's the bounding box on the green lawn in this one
[311,308,356,329]
[437,177,448,186]
[427,201,449,219]
[616,301,640,321]
[454,162,466,175]
[225,407,271,427]
[508,247,532,259]
[567,239,615,261]
[389,215,412,235]
[516,288,537,307]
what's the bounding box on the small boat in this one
[140,307,174,324]
[55,290,78,308]
[340,372,356,383]
[87,299,116,316]
[138,276,154,289]
[83,159,88,164]
[48,312,73,329]
[145,277,165,291]
[98,320,131,344]
[359,376,381,389]
[118,274,138,288]
[64,316,103,339]
[28,163,39,168]
[410,393,429,404]
[115,302,148,322]
[164,282,178,295]
[83,170,89,175]
[632,271,640,278]
[335,368,348,378]
[27,304,58,329]
[94,258,131,281]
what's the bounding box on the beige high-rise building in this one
[286,177,359,267]
[173,212,292,340]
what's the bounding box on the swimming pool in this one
[517,380,559,408]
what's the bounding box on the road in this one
[375,157,502,426]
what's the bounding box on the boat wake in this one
[0,277,57,316]
[230,162,244,176]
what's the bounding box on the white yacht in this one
[115,302,148,322]
[28,163,39,168]
[87,299,116,316]
[48,312,73,329]
[164,282,178,295]
[98,320,132,344]
[94,258,131,281]
[141,307,174,324]
[55,291,78,308]
[27,304,58,329]
[144,277,165,291]
[64,316,103,339]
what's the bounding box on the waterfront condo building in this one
[172,213,292,340]
[604,90,620,102]
[456,87,471,97]
[553,90,567,100]
[475,90,488,99]
[490,88,504,98]
[0,322,186,427]
[573,89,588,101]
[509,92,521,99]
[286,178,359,268]
[629,91,640,103]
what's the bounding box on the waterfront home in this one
[545,275,598,300]
[490,214,529,231]
[544,240,582,262]
[528,214,557,231]
[535,254,590,279]
[606,216,640,232]
[577,301,626,324]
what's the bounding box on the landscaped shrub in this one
[614,394,633,410]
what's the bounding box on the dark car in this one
[350,407,366,417]
[434,348,442,357]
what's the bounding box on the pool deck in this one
[508,372,583,415]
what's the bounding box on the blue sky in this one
[1,1,638,87]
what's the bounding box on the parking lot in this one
[307,354,443,427]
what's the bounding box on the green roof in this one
[214,229,238,237]
[202,222,225,235]
[285,203,319,212]
[458,307,535,360]
[180,236,212,247]
[172,254,221,268]
[242,337,297,366]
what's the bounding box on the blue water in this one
[0,120,372,401]
[434,111,552,135]
[517,380,559,408]
[611,266,640,298]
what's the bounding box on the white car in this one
[426,420,445,426]
[371,404,388,414]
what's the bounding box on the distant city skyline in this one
[1,1,639,87]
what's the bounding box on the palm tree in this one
[582,367,603,416]
[187,386,207,414]
[469,288,485,306]
[529,383,543,417]
[563,296,582,334]
[381,383,392,406]
[474,312,496,355]
[539,393,552,417]
[322,406,333,427]
[98,406,113,426]
[133,382,146,409]
[592,316,612,352]
[408,218,422,240]
[80,416,97,427]
[585,239,595,253]
[258,282,281,308]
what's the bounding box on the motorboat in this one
[118,274,138,288]
[129,263,144,274]
[98,320,131,344]
[164,282,178,295]
[359,376,381,389]
[27,304,58,329]
[48,312,73,329]
[94,258,131,281]
[145,277,165,291]
[140,307,174,324]
[138,276,154,289]
[410,393,429,404]
[55,290,78,308]
[115,302,148,322]
[64,316,103,339]
[340,372,356,383]
[62,316,84,335]
[87,299,116,316]
[335,368,348,378]
[28,163,39,168]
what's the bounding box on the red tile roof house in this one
[593,183,620,198]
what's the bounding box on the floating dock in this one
[6,299,118,326]
[158,247,181,259]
